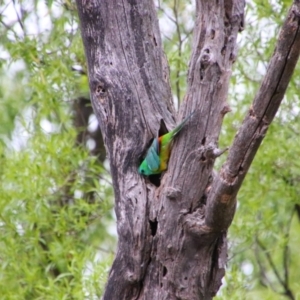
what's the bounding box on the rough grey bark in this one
[76,0,300,299]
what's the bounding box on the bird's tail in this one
[171,111,195,137]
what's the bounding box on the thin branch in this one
[256,235,295,300]
[255,239,281,293]
[282,209,295,300]
[255,208,296,300]
[239,66,261,84]
[157,6,176,24]
[0,18,11,31]
[99,175,113,186]
[172,0,183,106]
[256,238,285,287]
[227,242,254,261]
[97,246,116,255]
[12,0,25,34]
[0,1,10,16]
[206,0,300,231]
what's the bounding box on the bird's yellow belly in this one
[159,160,168,172]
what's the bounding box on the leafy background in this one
[0,0,299,299]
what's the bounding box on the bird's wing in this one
[145,138,160,172]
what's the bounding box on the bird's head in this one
[138,160,152,176]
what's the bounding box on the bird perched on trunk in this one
[138,112,194,176]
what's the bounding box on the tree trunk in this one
[76,0,300,299]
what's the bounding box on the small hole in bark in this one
[200,68,204,81]
[200,193,207,204]
[200,155,206,162]
[211,29,215,39]
[159,118,168,137]
[163,266,167,277]
[201,137,206,145]
[96,84,106,94]
[249,107,255,117]
[204,48,210,53]
[184,276,188,280]
[230,52,236,63]
[221,46,226,55]
[148,174,161,187]
[149,218,158,236]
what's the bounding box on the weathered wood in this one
[143,1,245,299]
[76,0,300,299]
[76,1,175,299]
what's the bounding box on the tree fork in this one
[76,0,300,299]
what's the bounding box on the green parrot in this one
[138,112,194,176]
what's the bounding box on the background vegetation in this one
[0,0,299,299]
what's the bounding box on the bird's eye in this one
[141,169,145,174]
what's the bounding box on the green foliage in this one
[157,0,194,107]
[0,1,115,298]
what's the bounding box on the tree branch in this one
[206,0,300,231]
